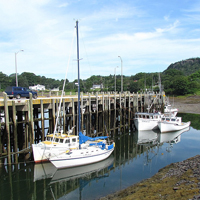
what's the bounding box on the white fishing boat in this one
[134,100,178,131]
[134,112,163,131]
[49,21,115,169]
[164,104,178,117]
[158,116,191,132]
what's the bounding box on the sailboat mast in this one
[76,20,81,134]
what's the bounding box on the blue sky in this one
[0,0,200,82]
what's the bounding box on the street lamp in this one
[114,66,119,92]
[15,50,24,87]
[118,56,123,93]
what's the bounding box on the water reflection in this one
[0,116,196,200]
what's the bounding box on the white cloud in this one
[0,0,200,82]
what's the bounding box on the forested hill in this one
[164,57,200,76]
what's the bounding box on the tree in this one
[173,76,189,95]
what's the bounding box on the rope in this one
[0,146,31,159]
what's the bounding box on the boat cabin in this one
[161,116,182,125]
[45,134,79,145]
[135,112,162,120]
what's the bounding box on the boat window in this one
[166,118,170,121]
[162,118,165,120]
[72,138,76,142]
[147,115,149,119]
[65,139,70,143]
[46,137,51,141]
[60,139,64,143]
[171,119,176,121]
[55,138,59,142]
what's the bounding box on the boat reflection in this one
[157,126,190,144]
[135,126,190,146]
[34,162,57,182]
[50,155,114,184]
[134,129,159,145]
[33,155,114,183]
[134,127,190,165]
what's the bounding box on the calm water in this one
[0,113,200,200]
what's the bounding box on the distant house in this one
[29,84,45,91]
[91,84,103,90]
[51,87,59,91]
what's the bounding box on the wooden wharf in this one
[0,91,165,164]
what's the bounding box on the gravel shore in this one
[100,155,200,200]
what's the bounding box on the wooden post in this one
[123,92,126,126]
[128,91,131,127]
[89,93,91,135]
[3,92,11,164]
[25,111,29,147]
[114,92,116,133]
[96,92,98,134]
[62,99,66,133]
[108,92,111,135]
[29,93,34,145]
[119,92,122,129]
[52,99,56,131]
[12,101,18,163]
[40,100,44,141]
[72,99,75,133]
[102,92,105,135]
[0,119,2,159]
[81,92,84,132]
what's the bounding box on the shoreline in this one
[100,155,200,200]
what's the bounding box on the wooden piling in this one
[3,92,11,164]
[40,100,44,141]
[12,101,18,163]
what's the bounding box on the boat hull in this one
[50,146,114,169]
[158,121,191,133]
[32,143,76,163]
[134,119,159,130]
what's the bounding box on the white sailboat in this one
[32,22,80,163]
[49,21,115,169]
[32,127,79,163]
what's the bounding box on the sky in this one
[0,0,200,82]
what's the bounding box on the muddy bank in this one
[169,96,200,114]
[100,155,200,200]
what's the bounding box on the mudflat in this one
[169,96,200,114]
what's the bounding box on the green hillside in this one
[164,58,200,76]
